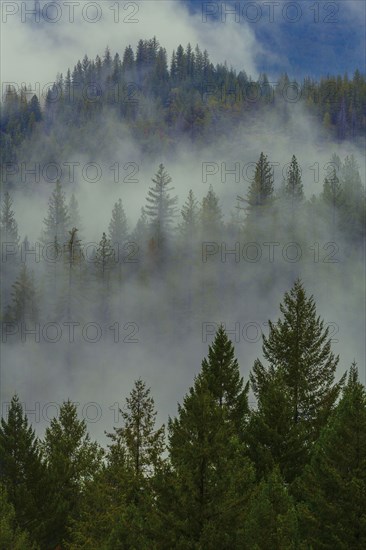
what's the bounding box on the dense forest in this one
[1,35,365,549]
[1,37,366,166]
[1,283,366,548]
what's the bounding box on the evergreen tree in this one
[295,363,366,548]
[108,198,128,260]
[0,484,39,549]
[42,400,103,548]
[0,191,19,244]
[42,180,70,245]
[68,193,82,235]
[243,466,299,549]
[168,330,255,548]
[179,189,200,240]
[107,378,165,479]
[198,324,249,437]
[144,164,178,253]
[0,395,47,545]
[247,279,345,482]
[238,152,274,220]
[283,155,304,209]
[200,184,223,239]
[339,154,365,241]
[5,264,38,323]
[94,231,115,284]
[322,167,343,237]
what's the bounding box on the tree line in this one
[1,38,365,164]
[1,151,364,325]
[1,279,365,548]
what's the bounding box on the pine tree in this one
[200,184,223,239]
[42,400,103,548]
[295,363,366,548]
[283,155,304,209]
[144,164,178,253]
[5,264,38,323]
[237,152,274,218]
[243,466,299,549]
[167,332,255,547]
[68,193,82,235]
[339,154,365,241]
[248,279,345,482]
[107,378,165,479]
[102,379,165,546]
[108,198,128,260]
[0,395,47,545]
[0,191,19,244]
[198,324,249,437]
[42,180,70,245]
[179,189,199,239]
[94,231,115,284]
[322,167,343,237]
[0,484,39,549]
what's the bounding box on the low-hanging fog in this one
[2,92,364,445]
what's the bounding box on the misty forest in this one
[1,28,366,550]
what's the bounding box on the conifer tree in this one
[247,279,345,482]
[295,363,366,548]
[144,164,178,252]
[322,167,343,236]
[238,152,274,218]
[283,155,304,209]
[0,484,39,549]
[0,395,47,544]
[168,329,255,547]
[5,264,38,323]
[68,193,82,235]
[243,466,299,549]
[94,231,115,284]
[0,191,19,244]
[179,189,199,239]
[108,198,128,260]
[198,324,249,437]
[42,180,70,245]
[42,400,103,548]
[200,184,223,239]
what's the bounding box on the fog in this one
[1,3,365,446]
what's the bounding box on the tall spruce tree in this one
[42,400,103,548]
[200,184,223,239]
[0,483,39,549]
[108,198,128,257]
[0,395,47,545]
[283,155,304,210]
[295,363,366,548]
[5,264,38,323]
[198,324,249,437]
[247,279,345,482]
[0,191,19,244]
[238,152,274,218]
[42,180,70,245]
[243,466,299,549]
[168,328,255,548]
[94,231,115,284]
[179,189,200,240]
[144,164,178,253]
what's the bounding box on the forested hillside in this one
[1,38,366,166]
[1,32,365,550]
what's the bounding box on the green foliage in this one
[247,279,345,482]
[295,363,366,548]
